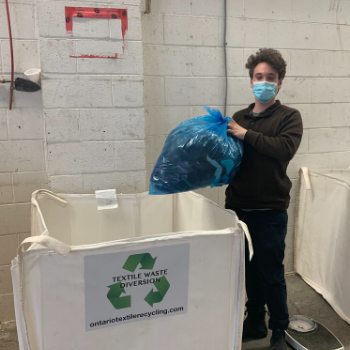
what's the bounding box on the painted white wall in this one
[1,0,350,324]
[0,0,44,323]
[141,0,350,273]
[0,0,146,323]
[38,0,146,194]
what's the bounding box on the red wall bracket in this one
[65,7,128,59]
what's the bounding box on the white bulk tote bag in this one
[295,168,350,325]
[12,190,253,350]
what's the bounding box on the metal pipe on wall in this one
[5,0,14,110]
[145,0,151,14]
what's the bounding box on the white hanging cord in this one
[223,0,228,118]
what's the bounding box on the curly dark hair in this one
[246,48,287,80]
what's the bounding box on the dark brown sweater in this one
[225,100,303,210]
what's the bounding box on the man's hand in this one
[227,119,247,140]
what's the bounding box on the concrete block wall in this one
[1,0,350,332]
[142,0,350,272]
[0,0,146,328]
[38,0,146,195]
[0,0,44,326]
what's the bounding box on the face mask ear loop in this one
[276,79,282,96]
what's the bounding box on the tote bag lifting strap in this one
[238,220,254,261]
[31,189,68,235]
[31,189,68,206]
[300,167,312,190]
[17,190,70,350]
[18,235,71,257]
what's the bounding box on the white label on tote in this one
[84,244,189,331]
[95,189,118,210]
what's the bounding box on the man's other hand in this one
[227,119,248,140]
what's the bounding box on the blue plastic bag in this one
[149,105,244,195]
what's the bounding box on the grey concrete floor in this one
[243,274,350,350]
[1,274,349,350]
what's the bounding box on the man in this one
[226,48,303,350]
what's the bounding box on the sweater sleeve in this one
[243,110,303,162]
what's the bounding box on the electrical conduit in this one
[5,0,14,110]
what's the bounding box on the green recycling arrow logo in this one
[106,282,131,309]
[144,276,170,307]
[122,253,157,272]
[107,252,170,309]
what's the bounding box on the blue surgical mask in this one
[253,81,277,104]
